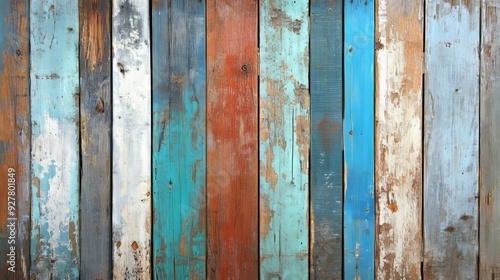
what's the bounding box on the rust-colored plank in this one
[0,1,30,279]
[206,0,258,278]
[375,0,423,279]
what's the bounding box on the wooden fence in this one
[0,0,499,279]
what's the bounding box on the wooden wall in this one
[0,0,498,279]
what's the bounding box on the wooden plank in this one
[206,0,258,278]
[0,1,30,278]
[259,0,309,279]
[111,0,151,278]
[344,0,375,278]
[152,0,206,279]
[310,0,342,278]
[30,1,80,278]
[480,0,500,278]
[375,0,423,279]
[80,0,112,278]
[424,1,480,278]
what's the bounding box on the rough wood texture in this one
[0,1,30,279]
[206,0,258,278]
[310,0,342,278]
[80,0,112,278]
[30,1,80,278]
[375,0,423,279]
[259,0,310,278]
[111,0,151,278]
[344,0,375,279]
[424,1,480,278]
[152,0,206,279]
[480,0,500,278]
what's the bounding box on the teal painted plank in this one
[480,1,500,278]
[152,0,206,279]
[30,1,80,278]
[79,0,112,278]
[310,0,343,278]
[259,0,309,278]
[424,1,480,278]
[344,0,375,279]
[0,1,30,278]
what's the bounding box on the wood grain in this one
[310,0,343,278]
[30,1,80,278]
[80,0,112,278]
[152,0,206,279]
[375,0,423,279]
[424,0,480,278]
[111,0,151,278]
[344,0,375,279]
[259,0,310,278]
[0,1,30,278]
[480,0,500,278]
[206,0,258,278]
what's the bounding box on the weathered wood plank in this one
[111,0,151,278]
[310,0,342,278]
[375,0,423,279]
[424,1,480,278]
[480,0,500,278]
[344,0,375,278]
[206,0,258,278]
[30,1,80,278]
[152,0,206,279]
[80,0,112,278]
[259,0,309,279]
[0,1,30,279]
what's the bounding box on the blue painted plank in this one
[344,0,375,279]
[30,1,80,278]
[259,1,310,279]
[423,1,480,278]
[152,0,206,279]
[310,0,343,278]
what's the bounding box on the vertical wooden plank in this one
[344,0,375,278]
[0,1,29,279]
[111,0,151,278]
[206,0,258,278]
[152,0,206,279]
[424,1,479,278]
[30,1,80,278]
[310,0,342,278]
[480,0,500,278]
[80,0,112,278]
[259,0,309,279]
[375,0,423,279]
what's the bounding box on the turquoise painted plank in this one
[259,0,309,278]
[152,0,206,279]
[480,1,500,278]
[0,1,30,278]
[310,0,343,278]
[424,1,480,278]
[30,1,80,278]
[344,0,375,279]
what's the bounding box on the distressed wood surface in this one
[480,0,500,278]
[344,0,375,279]
[152,0,206,279]
[30,1,80,278]
[0,1,30,279]
[79,0,112,278]
[310,0,342,278]
[111,0,151,278]
[206,0,258,278]
[375,0,423,279]
[424,1,480,278]
[259,0,310,279]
